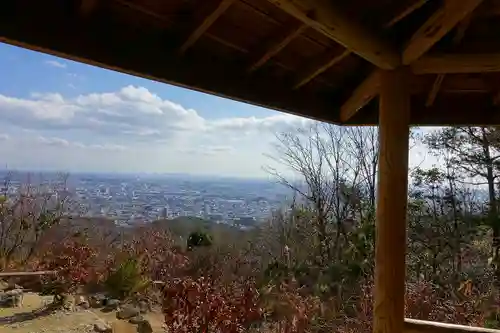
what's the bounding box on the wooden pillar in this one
[374,68,410,333]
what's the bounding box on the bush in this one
[163,276,262,333]
[104,257,150,300]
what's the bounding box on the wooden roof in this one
[1,0,500,125]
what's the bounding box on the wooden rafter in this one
[292,0,427,90]
[265,0,400,69]
[340,70,380,122]
[425,74,446,107]
[412,53,500,74]
[248,22,307,73]
[293,49,350,89]
[403,0,484,65]
[384,0,430,29]
[179,0,235,55]
[425,14,472,107]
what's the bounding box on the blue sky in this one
[0,43,435,177]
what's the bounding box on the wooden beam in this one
[375,68,410,333]
[293,49,350,89]
[179,0,235,55]
[248,22,308,73]
[0,271,57,277]
[340,70,380,122]
[404,318,500,333]
[412,53,500,74]
[402,0,484,65]
[424,16,469,107]
[265,0,400,69]
[425,74,445,106]
[384,0,430,29]
[293,0,428,90]
[452,14,472,45]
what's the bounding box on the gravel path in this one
[1,293,165,333]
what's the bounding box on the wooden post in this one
[374,68,410,333]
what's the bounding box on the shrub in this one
[187,231,213,250]
[163,276,262,333]
[37,237,100,296]
[104,257,150,300]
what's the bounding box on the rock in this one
[137,300,150,314]
[137,320,153,333]
[0,280,9,291]
[5,288,23,296]
[94,321,112,333]
[90,293,107,308]
[103,298,120,311]
[128,315,145,324]
[116,305,140,320]
[61,294,75,311]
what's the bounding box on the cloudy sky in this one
[0,43,437,178]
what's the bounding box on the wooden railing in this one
[405,319,500,333]
[0,270,57,277]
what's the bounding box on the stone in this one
[5,288,23,296]
[90,293,107,308]
[94,321,112,333]
[0,280,9,291]
[116,305,140,320]
[104,298,120,311]
[137,320,153,333]
[137,300,150,314]
[128,315,145,324]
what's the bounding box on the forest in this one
[1,125,500,332]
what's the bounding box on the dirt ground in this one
[0,293,166,333]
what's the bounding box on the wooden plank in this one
[402,0,484,65]
[384,0,430,28]
[293,49,350,89]
[340,70,380,122]
[404,318,500,333]
[412,53,500,74]
[375,68,410,333]
[293,0,428,90]
[179,0,235,55]
[425,73,445,106]
[248,22,308,73]
[265,0,400,69]
[0,271,57,277]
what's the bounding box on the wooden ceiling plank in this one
[179,0,235,55]
[425,74,445,107]
[293,0,428,90]
[340,70,380,122]
[248,21,307,73]
[412,53,500,74]
[265,0,400,69]
[293,49,350,89]
[402,0,484,65]
[384,0,430,29]
[424,14,471,107]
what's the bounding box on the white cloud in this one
[44,60,67,69]
[0,86,309,143]
[0,85,434,177]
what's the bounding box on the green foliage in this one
[104,257,150,300]
[187,231,213,250]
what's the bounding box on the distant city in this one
[0,171,296,227]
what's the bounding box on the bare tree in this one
[265,123,379,264]
[0,172,72,270]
